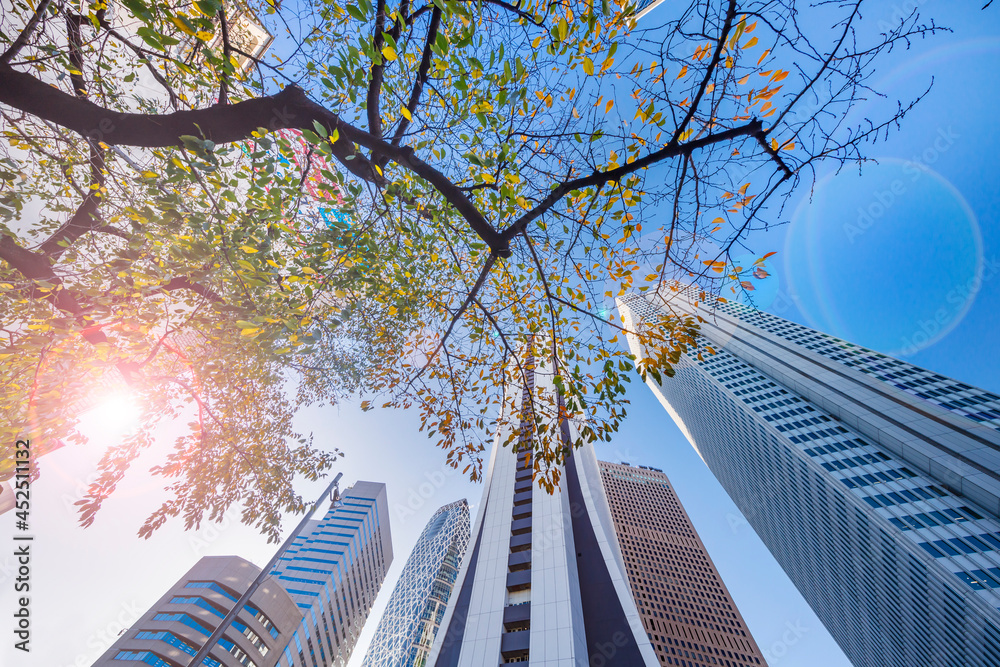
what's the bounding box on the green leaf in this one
[195,0,223,15]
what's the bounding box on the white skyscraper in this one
[619,284,1000,667]
[426,356,658,667]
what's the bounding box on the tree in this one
[0,0,940,539]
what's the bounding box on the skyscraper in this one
[362,499,471,667]
[598,461,767,667]
[94,480,392,667]
[93,555,302,667]
[619,284,1000,667]
[270,480,394,667]
[426,356,659,666]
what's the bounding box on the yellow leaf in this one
[783,142,795,151]
[240,245,259,253]
[532,35,543,48]
[169,15,197,37]
[301,266,317,274]
[605,99,614,113]
[742,36,758,49]
[400,106,412,121]
[583,57,594,75]
[770,138,778,151]
[382,46,397,61]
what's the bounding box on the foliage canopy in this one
[0,0,938,539]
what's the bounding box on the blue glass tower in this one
[362,500,471,667]
[270,480,394,667]
[619,284,1000,667]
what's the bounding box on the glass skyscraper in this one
[362,499,471,667]
[94,555,302,667]
[270,480,394,667]
[619,284,1000,667]
[94,481,392,667]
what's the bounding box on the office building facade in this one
[94,555,302,667]
[599,461,767,667]
[270,480,393,667]
[619,284,1000,667]
[362,499,471,667]
[426,356,659,666]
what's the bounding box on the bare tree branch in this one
[0,0,51,65]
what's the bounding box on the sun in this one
[85,393,142,435]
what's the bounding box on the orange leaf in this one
[738,74,749,85]
[677,65,688,79]
[742,36,758,49]
[757,50,770,65]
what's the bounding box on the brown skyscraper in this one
[599,461,767,667]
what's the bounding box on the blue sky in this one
[1,1,998,666]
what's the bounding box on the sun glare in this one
[85,393,142,435]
